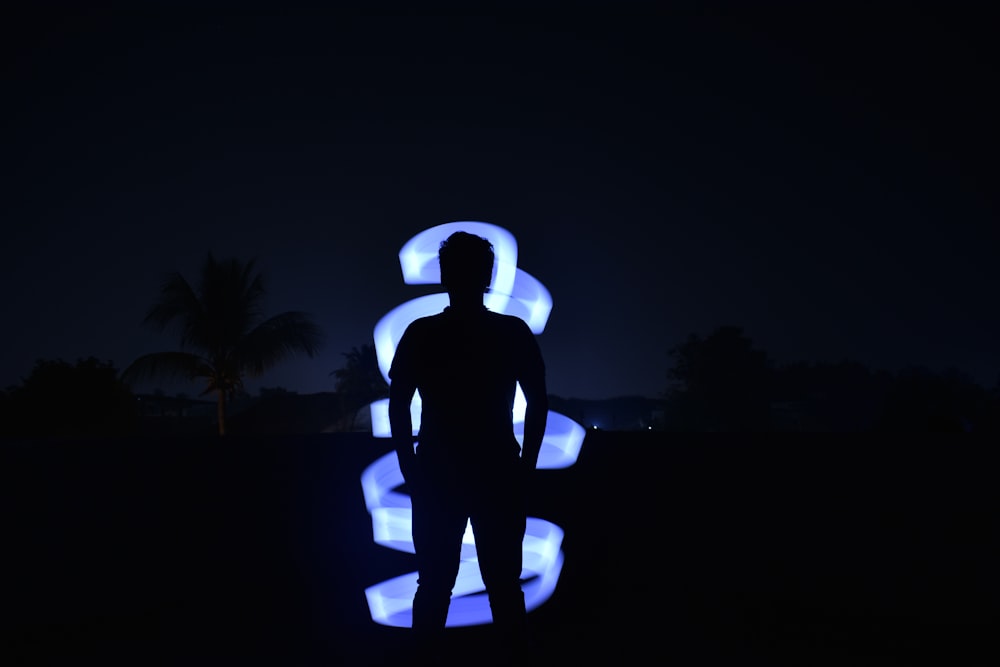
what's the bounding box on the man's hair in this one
[439,231,495,293]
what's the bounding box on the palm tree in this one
[122,253,324,435]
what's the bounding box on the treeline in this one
[665,326,1000,433]
[3,329,998,437]
[0,355,381,438]
[0,345,389,438]
[0,358,139,437]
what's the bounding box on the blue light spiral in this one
[361,222,585,627]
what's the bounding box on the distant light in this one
[362,221,585,627]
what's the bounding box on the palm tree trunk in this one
[217,389,227,435]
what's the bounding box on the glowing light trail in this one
[362,221,585,627]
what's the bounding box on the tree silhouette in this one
[770,360,892,431]
[121,254,324,435]
[329,343,388,431]
[667,325,771,431]
[874,366,987,433]
[0,357,138,436]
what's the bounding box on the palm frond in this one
[196,255,269,350]
[237,311,325,377]
[129,253,324,426]
[120,351,211,388]
[143,272,204,348]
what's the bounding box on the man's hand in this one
[398,451,421,492]
[389,377,419,493]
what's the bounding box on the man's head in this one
[439,231,495,296]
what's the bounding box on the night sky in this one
[2,3,997,401]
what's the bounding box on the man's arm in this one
[388,378,419,486]
[520,375,548,473]
[519,331,548,474]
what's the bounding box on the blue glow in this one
[361,451,567,628]
[374,222,553,383]
[362,221,585,627]
[397,221,519,297]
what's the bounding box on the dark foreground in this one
[3,431,996,665]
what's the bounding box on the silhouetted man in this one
[389,231,548,664]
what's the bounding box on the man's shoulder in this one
[405,312,447,330]
[485,310,531,329]
[405,308,532,337]
[485,311,538,348]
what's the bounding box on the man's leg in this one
[410,480,468,651]
[470,472,528,651]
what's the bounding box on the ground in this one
[4,431,995,665]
